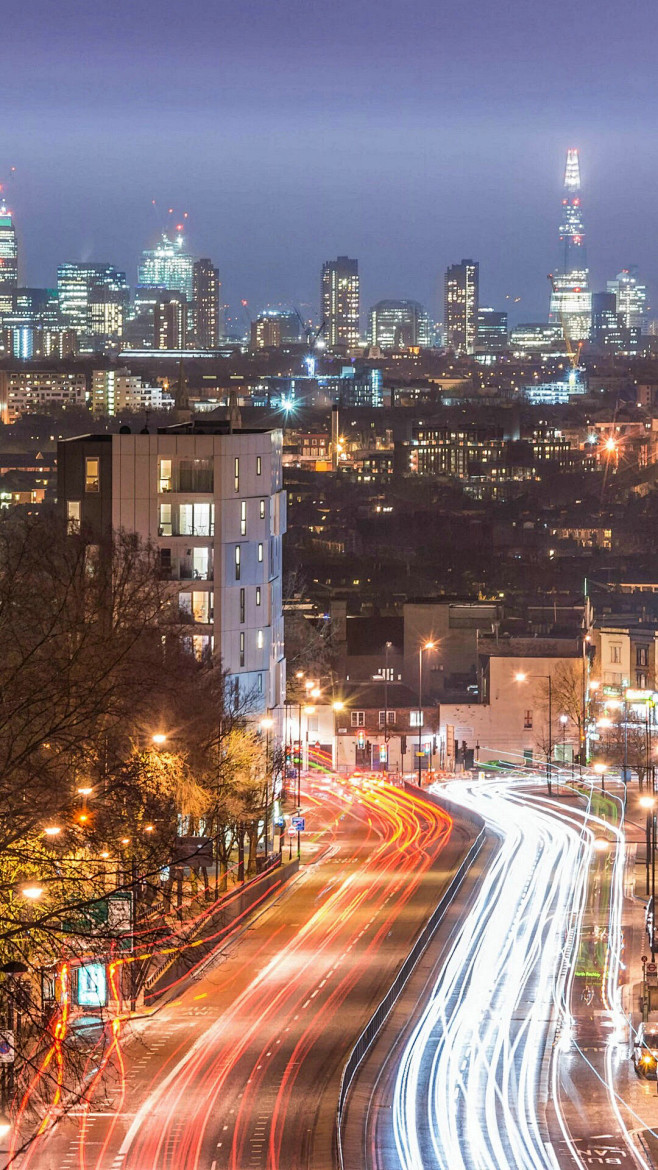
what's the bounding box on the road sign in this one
[647,962,657,976]
[0,1031,14,1064]
[291,816,305,832]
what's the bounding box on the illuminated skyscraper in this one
[192,258,220,347]
[57,263,128,332]
[321,256,359,350]
[548,149,591,342]
[368,300,431,349]
[444,260,479,354]
[139,232,195,302]
[0,199,18,315]
[607,267,647,332]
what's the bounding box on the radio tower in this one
[548,148,591,342]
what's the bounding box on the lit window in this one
[67,500,81,532]
[351,711,365,727]
[258,543,263,562]
[159,458,172,493]
[256,456,262,476]
[256,586,261,606]
[610,644,622,664]
[159,503,172,536]
[234,456,239,492]
[257,629,264,649]
[240,500,247,536]
[85,457,100,493]
[239,631,245,667]
[410,711,422,727]
[260,499,266,519]
[235,545,241,581]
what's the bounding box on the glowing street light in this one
[22,886,43,900]
[152,733,167,746]
[593,835,610,853]
[332,701,345,712]
[0,1115,10,1140]
[77,786,93,796]
[44,826,61,837]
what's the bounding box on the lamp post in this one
[259,716,274,861]
[384,641,392,771]
[641,796,656,899]
[332,701,344,773]
[418,642,436,787]
[593,761,607,794]
[299,705,315,859]
[515,671,553,795]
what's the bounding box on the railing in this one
[334,789,486,1170]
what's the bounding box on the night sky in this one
[6,0,656,323]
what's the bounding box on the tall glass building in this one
[57,263,128,332]
[368,300,430,349]
[321,256,360,350]
[139,233,195,302]
[548,149,591,342]
[0,199,18,314]
[444,260,479,354]
[607,267,647,333]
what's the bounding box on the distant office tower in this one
[153,293,187,349]
[444,260,479,354]
[138,232,195,302]
[368,300,431,349]
[88,287,125,340]
[321,256,359,350]
[193,258,220,347]
[591,292,624,349]
[58,263,128,332]
[548,149,591,342]
[476,308,508,353]
[606,267,647,332]
[250,310,302,351]
[0,198,18,314]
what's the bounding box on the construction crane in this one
[294,309,327,375]
[548,273,583,391]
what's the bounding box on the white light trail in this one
[391,772,646,1170]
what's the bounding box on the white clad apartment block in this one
[59,423,286,713]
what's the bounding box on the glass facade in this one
[548,149,592,342]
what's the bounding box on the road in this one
[354,773,652,1170]
[16,774,469,1170]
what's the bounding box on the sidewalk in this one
[618,793,658,1158]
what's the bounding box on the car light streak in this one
[391,773,643,1170]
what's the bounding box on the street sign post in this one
[0,1032,14,1064]
[291,816,305,832]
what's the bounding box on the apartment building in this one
[57,420,286,712]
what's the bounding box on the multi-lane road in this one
[16,774,468,1170]
[354,772,653,1170]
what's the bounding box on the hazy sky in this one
[5,0,657,323]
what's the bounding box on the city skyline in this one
[2,147,654,331]
[4,0,657,324]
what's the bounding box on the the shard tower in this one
[548,148,591,341]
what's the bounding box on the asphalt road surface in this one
[351,773,650,1170]
[16,773,470,1170]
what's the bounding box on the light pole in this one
[641,796,656,899]
[384,641,392,772]
[299,705,315,859]
[593,761,607,794]
[332,701,344,773]
[260,716,274,861]
[515,671,553,795]
[418,642,436,787]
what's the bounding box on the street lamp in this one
[418,642,436,787]
[44,826,61,837]
[593,761,607,792]
[641,795,656,899]
[260,716,274,859]
[21,886,43,900]
[152,733,167,747]
[515,671,553,795]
